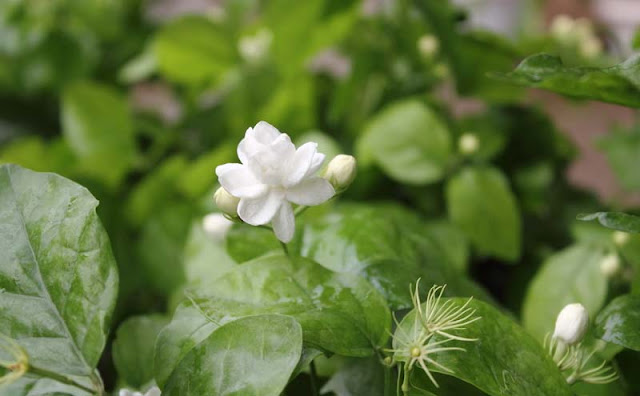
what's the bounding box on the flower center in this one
[410,346,421,358]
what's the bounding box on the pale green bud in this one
[613,231,630,247]
[214,187,240,216]
[600,254,621,278]
[458,133,480,155]
[417,35,439,58]
[325,154,357,190]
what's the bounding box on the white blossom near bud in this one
[325,154,357,190]
[458,133,479,155]
[214,187,240,216]
[553,303,589,345]
[119,387,161,396]
[216,121,334,243]
[202,213,233,241]
[613,231,630,247]
[600,254,621,278]
[417,35,439,58]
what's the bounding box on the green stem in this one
[383,364,392,396]
[309,360,320,396]
[280,241,290,256]
[28,365,98,394]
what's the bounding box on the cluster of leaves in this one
[1,0,640,395]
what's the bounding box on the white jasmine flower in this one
[553,303,589,345]
[214,187,240,216]
[324,154,357,191]
[216,121,334,243]
[119,386,161,396]
[458,133,479,155]
[202,213,233,242]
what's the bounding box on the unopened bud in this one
[214,187,239,216]
[600,254,621,278]
[417,35,439,58]
[613,231,630,247]
[458,133,480,155]
[553,303,589,345]
[325,155,357,190]
[580,37,602,59]
[550,14,575,41]
[202,213,233,242]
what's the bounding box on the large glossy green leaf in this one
[298,203,492,309]
[577,212,640,234]
[112,315,169,388]
[0,164,118,393]
[163,315,302,396]
[357,100,452,185]
[395,299,573,396]
[153,16,235,86]
[492,54,640,107]
[61,80,136,187]
[446,166,521,261]
[154,254,390,387]
[594,294,640,351]
[523,243,608,341]
[183,221,237,286]
[320,357,384,396]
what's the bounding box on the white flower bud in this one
[550,14,575,41]
[600,254,621,278]
[202,213,233,242]
[553,303,589,345]
[579,37,602,59]
[458,133,480,155]
[325,154,357,190]
[613,231,630,247]
[417,35,439,58]
[214,187,239,216]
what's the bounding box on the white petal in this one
[119,391,133,396]
[252,121,281,144]
[305,152,326,177]
[216,163,267,198]
[272,202,295,243]
[238,127,262,164]
[145,387,161,396]
[286,177,335,206]
[284,142,317,187]
[247,134,296,184]
[238,190,285,225]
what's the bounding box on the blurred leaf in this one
[153,16,235,86]
[163,315,302,396]
[183,221,237,285]
[492,54,640,107]
[155,254,390,387]
[112,314,169,388]
[0,136,76,175]
[523,243,608,341]
[577,212,640,234]
[0,164,117,393]
[176,143,236,200]
[61,80,136,187]
[594,294,640,351]
[598,126,640,191]
[357,100,452,185]
[321,357,384,396]
[423,219,469,273]
[395,299,573,396]
[446,166,521,261]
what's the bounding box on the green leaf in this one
[153,16,235,86]
[163,315,302,396]
[577,212,640,233]
[225,223,281,263]
[594,294,640,351]
[298,204,492,310]
[183,220,237,285]
[112,314,169,388]
[61,80,136,187]
[320,357,384,396]
[423,220,469,273]
[446,166,521,261]
[357,100,452,185]
[523,243,608,341]
[492,53,640,107]
[0,164,118,393]
[395,299,573,396]
[154,254,390,387]
[598,126,640,191]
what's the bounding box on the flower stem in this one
[28,365,99,394]
[280,241,290,256]
[309,360,320,396]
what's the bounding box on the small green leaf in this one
[153,16,235,86]
[396,299,574,396]
[357,100,452,185]
[61,80,136,187]
[594,294,640,351]
[492,53,640,107]
[154,254,390,387]
[446,166,521,261]
[320,357,384,396]
[112,315,169,388]
[163,315,302,396]
[0,164,118,392]
[577,212,640,234]
[523,243,608,341]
